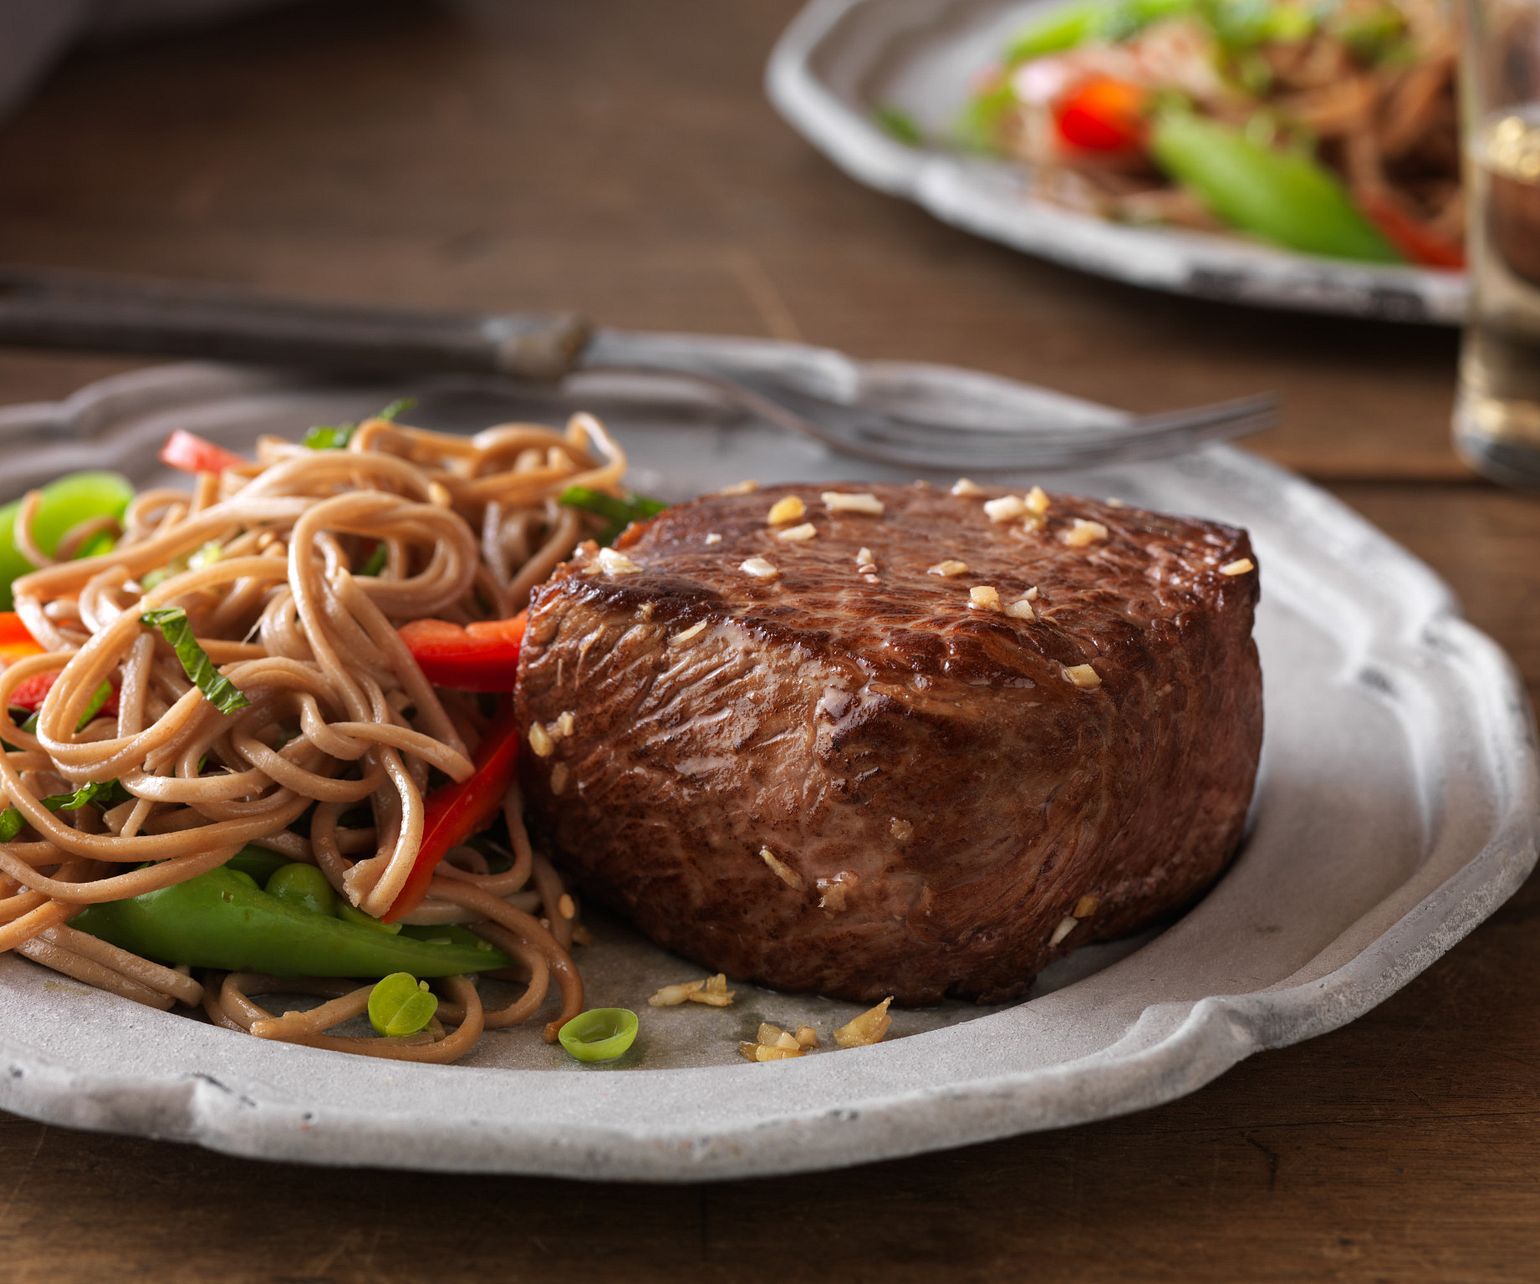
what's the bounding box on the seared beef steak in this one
[517,482,1262,1004]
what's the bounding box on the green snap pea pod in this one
[224,844,291,886]
[0,471,135,609]
[71,865,511,978]
[266,862,338,917]
[1149,110,1402,263]
[1005,0,1196,62]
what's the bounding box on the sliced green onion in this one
[0,471,135,610]
[140,606,251,715]
[303,398,417,451]
[368,972,439,1037]
[188,541,223,571]
[0,777,132,842]
[558,1007,639,1063]
[557,486,666,546]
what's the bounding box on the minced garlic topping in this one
[821,491,885,515]
[766,495,806,526]
[595,547,642,575]
[927,559,969,577]
[759,847,804,891]
[776,522,817,543]
[649,973,736,1008]
[1063,663,1102,689]
[835,997,893,1048]
[670,620,708,645]
[968,585,1001,611]
[740,556,779,580]
[1062,519,1109,548]
[1220,558,1255,575]
[983,495,1027,523]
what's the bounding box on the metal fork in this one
[0,267,1275,471]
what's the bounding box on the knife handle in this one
[0,266,591,382]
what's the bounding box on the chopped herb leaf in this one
[77,679,113,728]
[359,542,389,577]
[0,777,132,842]
[875,105,924,146]
[301,422,354,451]
[303,398,417,451]
[141,607,251,714]
[558,486,667,546]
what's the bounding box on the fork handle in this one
[0,266,592,382]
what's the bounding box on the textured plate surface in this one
[0,355,1532,1182]
[767,0,1468,324]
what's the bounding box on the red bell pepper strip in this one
[0,611,39,657]
[1053,75,1148,154]
[382,703,523,922]
[1357,190,1466,269]
[6,670,120,719]
[0,613,119,721]
[160,430,247,475]
[397,611,527,692]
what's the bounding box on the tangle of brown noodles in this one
[0,410,627,1062]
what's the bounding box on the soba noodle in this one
[0,409,625,1062]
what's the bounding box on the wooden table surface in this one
[0,2,1534,1280]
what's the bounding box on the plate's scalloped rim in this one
[765,0,1469,325]
[0,360,1533,1182]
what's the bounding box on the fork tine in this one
[600,360,1277,473]
[840,393,1279,452]
[825,400,1277,473]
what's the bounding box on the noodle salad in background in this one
[884,0,1462,266]
[0,404,667,1065]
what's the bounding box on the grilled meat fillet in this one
[517,482,1262,1004]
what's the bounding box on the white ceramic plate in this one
[767,0,1468,323]
[0,356,1532,1181]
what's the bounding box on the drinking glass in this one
[1456,0,1540,486]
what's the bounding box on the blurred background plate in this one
[768,0,1470,324]
[0,357,1532,1181]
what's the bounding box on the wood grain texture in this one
[0,2,1534,1281]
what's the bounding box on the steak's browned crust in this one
[517,482,1262,1004]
